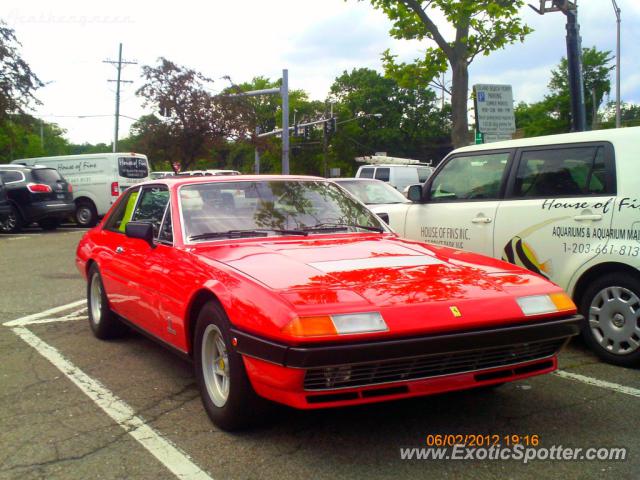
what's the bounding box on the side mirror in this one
[406,184,423,202]
[125,221,155,247]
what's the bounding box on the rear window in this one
[31,168,63,183]
[359,168,374,179]
[118,157,149,179]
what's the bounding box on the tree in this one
[0,21,44,121]
[600,101,640,128]
[364,0,531,148]
[137,58,255,171]
[548,47,614,129]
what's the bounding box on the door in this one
[404,151,511,255]
[494,143,616,288]
[99,185,170,331]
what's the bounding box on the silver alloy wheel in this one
[76,206,92,225]
[90,273,103,326]
[589,286,640,355]
[201,324,230,407]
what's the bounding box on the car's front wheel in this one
[0,205,23,233]
[580,273,640,367]
[87,264,125,339]
[193,300,271,431]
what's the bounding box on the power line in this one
[103,43,137,152]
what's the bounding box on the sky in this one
[5,0,639,145]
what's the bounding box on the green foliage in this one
[516,46,615,137]
[361,0,531,147]
[0,115,71,163]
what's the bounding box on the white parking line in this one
[554,370,640,398]
[4,303,213,480]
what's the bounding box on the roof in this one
[144,174,326,188]
[454,126,640,154]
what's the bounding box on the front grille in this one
[303,338,564,391]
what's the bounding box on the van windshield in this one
[118,157,149,179]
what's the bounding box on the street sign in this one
[473,84,516,135]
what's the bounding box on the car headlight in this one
[282,312,387,337]
[516,293,576,316]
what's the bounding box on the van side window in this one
[512,146,610,198]
[375,168,390,182]
[359,168,374,179]
[429,153,509,201]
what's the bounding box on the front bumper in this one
[233,315,582,409]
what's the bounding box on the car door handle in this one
[115,246,125,254]
[471,217,492,224]
[574,214,602,221]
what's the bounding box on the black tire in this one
[193,300,272,431]
[75,200,98,227]
[580,273,640,367]
[87,264,126,339]
[0,205,23,233]
[38,218,60,230]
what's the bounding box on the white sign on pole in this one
[474,84,516,135]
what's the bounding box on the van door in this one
[404,151,511,255]
[494,143,616,288]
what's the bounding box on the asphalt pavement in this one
[1,228,638,479]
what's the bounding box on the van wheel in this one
[0,205,23,233]
[38,218,60,230]
[75,201,97,227]
[580,273,640,367]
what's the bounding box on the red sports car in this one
[76,175,582,430]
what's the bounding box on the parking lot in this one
[1,229,639,480]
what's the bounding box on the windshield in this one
[180,180,386,241]
[336,180,409,205]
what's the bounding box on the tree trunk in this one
[450,58,469,148]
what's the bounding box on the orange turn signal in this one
[282,316,338,337]
[550,292,576,312]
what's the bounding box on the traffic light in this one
[324,118,337,136]
[303,125,311,140]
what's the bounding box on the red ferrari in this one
[76,175,582,430]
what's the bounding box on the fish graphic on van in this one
[501,217,569,279]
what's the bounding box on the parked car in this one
[403,127,640,366]
[0,176,11,223]
[355,161,433,192]
[150,171,175,180]
[13,153,150,227]
[332,178,411,232]
[77,175,581,430]
[0,165,75,232]
[204,169,241,176]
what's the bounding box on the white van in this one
[13,153,150,226]
[355,155,433,193]
[401,127,640,367]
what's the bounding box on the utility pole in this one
[530,1,586,132]
[281,69,290,174]
[612,0,621,128]
[103,43,136,152]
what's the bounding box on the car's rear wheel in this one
[38,218,60,230]
[580,273,640,367]
[193,300,272,431]
[75,200,98,227]
[0,205,23,233]
[87,264,125,339]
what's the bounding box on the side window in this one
[418,167,432,183]
[158,203,173,243]
[512,146,609,198]
[105,188,140,233]
[0,170,24,183]
[429,152,510,201]
[375,168,390,182]
[131,186,170,236]
[359,168,374,179]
